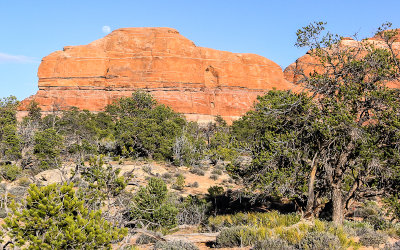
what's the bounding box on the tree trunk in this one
[305,153,318,217]
[332,186,343,225]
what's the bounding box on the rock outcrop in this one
[21,27,294,123]
[284,31,400,88]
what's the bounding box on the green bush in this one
[172,174,185,190]
[211,169,222,175]
[208,211,300,231]
[0,164,21,181]
[297,232,341,250]
[385,195,400,222]
[6,186,27,204]
[108,91,186,161]
[343,220,374,231]
[129,178,178,231]
[354,201,392,230]
[135,232,162,244]
[189,167,205,176]
[365,215,392,230]
[274,225,309,245]
[153,240,199,250]
[2,183,127,249]
[216,226,271,247]
[17,177,31,187]
[162,172,172,179]
[216,226,246,247]
[210,174,219,180]
[210,212,358,249]
[309,220,358,248]
[359,229,388,248]
[252,238,295,250]
[1,124,21,160]
[33,128,64,170]
[208,129,238,165]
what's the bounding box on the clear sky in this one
[1,0,400,100]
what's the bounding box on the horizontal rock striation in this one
[21,27,294,123]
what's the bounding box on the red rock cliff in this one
[284,31,400,88]
[21,27,294,123]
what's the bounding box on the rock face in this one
[284,31,400,88]
[21,27,294,123]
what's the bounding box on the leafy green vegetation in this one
[33,128,64,170]
[77,155,127,210]
[231,22,400,225]
[1,183,127,249]
[208,211,300,231]
[172,174,185,190]
[210,211,359,249]
[0,23,400,248]
[129,177,178,231]
[0,164,21,181]
[108,91,186,160]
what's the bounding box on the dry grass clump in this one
[209,211,361,249]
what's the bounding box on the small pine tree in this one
[129,178,178,231]
[173,174,185,190]
[1,183,127,249]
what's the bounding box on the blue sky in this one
[1,0,400,100]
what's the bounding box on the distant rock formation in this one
[20,27,294,123]
[284,30,400,89]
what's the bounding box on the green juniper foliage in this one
[231,90,318,204]
[107,91,186,160]
[232,22,400,224]
[33,128,64,170]
[0,96,21,161]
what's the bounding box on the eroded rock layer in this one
[21,27,294,123]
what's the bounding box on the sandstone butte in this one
[19,27,295,124]
[284,29,400,88]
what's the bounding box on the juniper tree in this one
[0,96,20,161]
[107,91,186,160]
[232,22,400,225]
[33,128,64,170]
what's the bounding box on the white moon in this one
[102,26,111,34]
